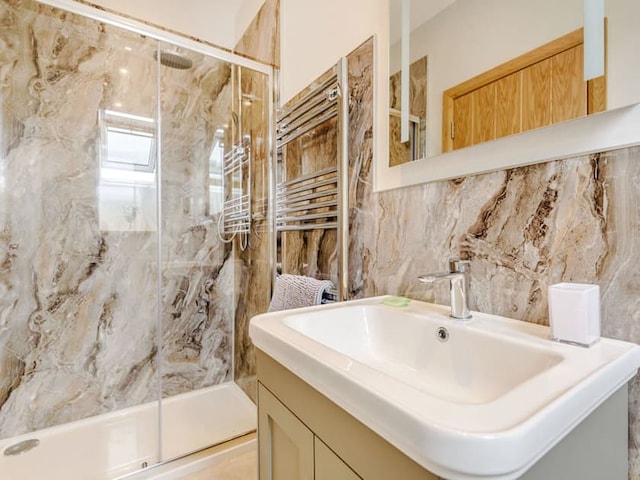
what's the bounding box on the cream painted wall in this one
[279,0,388,104]
[389,0,640,157]
[85,0,264,49]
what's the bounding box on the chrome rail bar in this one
[278,166,337,188]
[276,189,337,205]
[277,222,338,231]
[278,88,336,129]
[277,97,337,141]
[277,110,338,147]
[223,159,249,176]
[223,196,249,211]
[278,199,337,214]
[277,75,337,121]
[277,177,337,197]
[224,212,251,222]
[278,211,338,223]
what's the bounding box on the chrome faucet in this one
[418,258,472,320]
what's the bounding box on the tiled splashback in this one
[353,99,640,478]
[357,146,640,475]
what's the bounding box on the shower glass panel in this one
[158,42,235,460]
[157,44,271,462]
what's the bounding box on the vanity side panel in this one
[520,385,628,480]
[256,350,438,480]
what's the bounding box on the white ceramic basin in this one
[250,296,640,480]
[284,305,563,405]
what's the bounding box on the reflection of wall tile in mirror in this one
[389,56,427,166]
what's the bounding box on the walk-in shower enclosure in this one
[0,0,272,477]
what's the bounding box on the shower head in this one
[154,50,193,70]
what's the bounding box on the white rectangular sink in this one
[284,305,563,405]
[250,296,640,480]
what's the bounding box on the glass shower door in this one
[157,44,271,462]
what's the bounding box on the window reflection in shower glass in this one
[98,109,157,231]
[100,109,156,173]
[208,129,225,215]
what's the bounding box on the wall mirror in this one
[378,0,640,191]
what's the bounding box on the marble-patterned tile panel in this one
[345,39,375,299]
[233,66,272,398]
[231,2,277,399]
[158,44,237,397]
[234,0,280,67]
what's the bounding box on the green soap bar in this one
[380,296,410,307]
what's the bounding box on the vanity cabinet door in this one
[315,438,362,480]
[258,383,314,480]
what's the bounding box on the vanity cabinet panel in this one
[257,350,438,480]
[258,383,314,480]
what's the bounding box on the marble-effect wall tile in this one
[234,0,280,67]
[158,46,236,396]
[233,66,272,402]
[232,1,279,401]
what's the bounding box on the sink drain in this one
[436,327,449,342]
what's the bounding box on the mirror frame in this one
[375,1,640,192]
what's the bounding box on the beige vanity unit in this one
[250,297,640,480]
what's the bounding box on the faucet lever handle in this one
[449,257,470,273]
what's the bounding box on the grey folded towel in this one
[268,274,335,312]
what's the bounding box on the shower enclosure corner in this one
[0,0,273,478]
